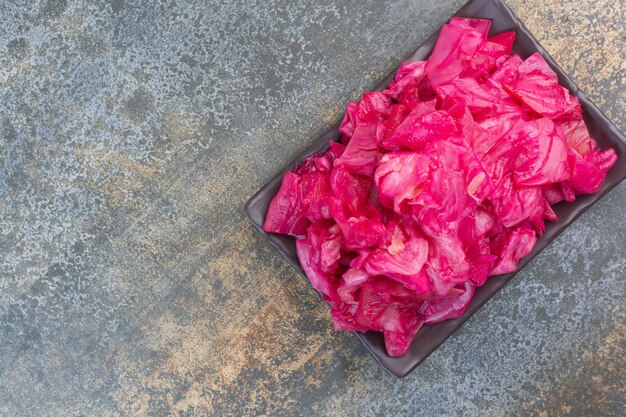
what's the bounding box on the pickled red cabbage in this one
[263,17,617,357]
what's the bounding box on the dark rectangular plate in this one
[244,0,626,378]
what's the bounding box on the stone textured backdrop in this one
[0,0,624,416]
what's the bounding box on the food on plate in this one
[263,17,617,357]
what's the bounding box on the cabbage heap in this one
[263,17,617,357]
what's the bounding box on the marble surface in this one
[0,0,624,416]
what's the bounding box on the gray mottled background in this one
[0,0,624,416]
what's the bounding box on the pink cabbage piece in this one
[559,118,618,194]
[332,203,386,250]
[295,225,342,301]
[334,124,379,176]
[374,151,426,214]
[420,281,476,324]
[263,172,307,236]
[512,118,571,187]
[425,22,484,87]
[450,17,492,37]
[301,172,333,225]
[384,61,427,101]
[506,57,580,119]
[436,78,501,117]
[337,268,370,304]
[381,106,456,151]
[354,278,425,357]
[490,224,537,275]
[363,225,431,294]
[262,17,618,358]
[339,91,392,139]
